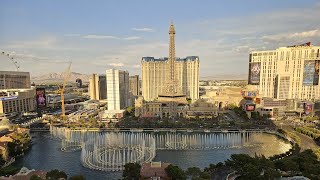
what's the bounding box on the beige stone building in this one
[203,87,244,108]
[249,42,320,100]
[0,88,36,115]
[0,71,30,89]
[141,23,199,102]
[136,23,199,118]
[89,74,106,100]
[129,75,140,96]
[142,57,199,102]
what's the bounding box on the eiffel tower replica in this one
[157,22,188,118]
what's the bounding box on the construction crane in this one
[1,51,20,71]
[60,62,72,122]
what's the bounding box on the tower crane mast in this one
[60,62,72,122]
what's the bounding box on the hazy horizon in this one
[1,0,320,77]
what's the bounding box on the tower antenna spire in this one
[168,21,176,82]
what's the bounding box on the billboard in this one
[248,62,261,85]
[304,104,313,115]
[303,60,320,86]
[314,102,320,110]
[245,104,256,111]
[36,88,46,108]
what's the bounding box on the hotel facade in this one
[249,43,320,100]
[89,74,107,100]
[141,56,199,102]
[136,22,203,118]
[106,69,129,110]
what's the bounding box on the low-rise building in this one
[0,88,36,117]
[100,110,125,122]
[1,167,47,180]
[135,96,187,118]
[202,87,244,109]
[140,162,170,180]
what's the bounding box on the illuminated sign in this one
[248,62,261,85]
[303,60,320,86]
[245,104,256,111]
[304,104,313,115]
[36,88,46,108]
[0,96,18,101]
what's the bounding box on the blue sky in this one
[1,0,320,78]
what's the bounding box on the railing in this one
[19,117,43,127]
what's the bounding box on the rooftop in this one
[142,56,199,62]
[140,162,170,178]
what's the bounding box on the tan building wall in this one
[0,88,36,114]
[141,56,199,102]
[0,71,30,89]
[249,44,320,100]
[204,87,244,108]
[129,75,140,96]
[89,74,106,100]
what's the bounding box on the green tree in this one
[88,118,98,128]
[0,154,5,167]
[225,154,280,179]
[199,171,210,179]
[186,167,201,178]
[68,175,86,180]
[122,163,141,180]
[30,175,43,180]
[46,169,68,180]
[165,164,186,180]
[127,106,135,114]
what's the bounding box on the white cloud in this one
[131,28,154,32]
[233,45,256,53]
[83,35,141,40]
[2,2,320,77]
[123,36,141,40]
[64,34,81,37]
[109,63,124,67]
[83,35,119,39]
[7,36,57,49]
[262,29,320,42]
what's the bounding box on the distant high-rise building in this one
[106,69,129,110]
[0,71,31,89]
[0,89,36,115]
[129,75,140,96]
[0,71,35,117]
[76,78,82,88]
[248,42,320,100]
[141,23,199,102]
[89,74,106,100]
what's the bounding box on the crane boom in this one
[61,62,72,121]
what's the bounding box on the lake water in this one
[15,132,291,180]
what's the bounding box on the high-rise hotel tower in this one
[141,23,199,102]
[248,42,320,100]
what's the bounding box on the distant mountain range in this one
[31,72,91,84]
[200,73,248,80]
[31,72,248,84]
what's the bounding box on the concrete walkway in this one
[282,124,319,150]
